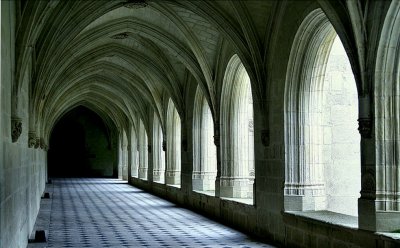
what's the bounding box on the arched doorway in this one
[48,106,117,178]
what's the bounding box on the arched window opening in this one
[138,120,148,180]
[220,55,254,202]
[193,87,217,193]
[166,99,181,186]
[153,113,165,183]
[130,124,138,178]
[284,9,360,219]
[323,36,360,216]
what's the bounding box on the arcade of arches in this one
[1,0,400,247]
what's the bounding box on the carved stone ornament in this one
[358,118,372,138]
[111,32,129,39]
[162,140,167,151]
[39,138,45,149]
[261,129,269,146]
[182,139,187,152]
[11,118,22,143]
[123,0,148,9]
[35,137,40,149]
[28,132,36,148]
[361,171,376,199]
[148,144,152,153]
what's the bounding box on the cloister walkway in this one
[29,178,274,248]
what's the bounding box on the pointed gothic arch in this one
[220,54,254,200]
[284,9,361,217]
[192,86,217,192]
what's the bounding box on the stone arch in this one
[192,86,217,192]
[48,105,118,178]
[166,98,181,186]
[220,54,254,199]
[374,1,400,212]
[284,9,361,216]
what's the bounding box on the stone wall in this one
[1,2,47,247]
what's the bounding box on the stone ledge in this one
[166,184,181,189]
[285,210,358,229]
[221,197,254,206]
[378,232,400,241]
[193,190,215,197]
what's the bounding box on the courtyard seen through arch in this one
[322,35,360,216]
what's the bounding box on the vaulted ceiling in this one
[15,0,278,140]
[15,0,383,145]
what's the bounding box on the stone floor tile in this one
[29,178,274,248]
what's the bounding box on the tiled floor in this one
[34,178,274,248]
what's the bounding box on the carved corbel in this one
[11,118,22,143]
[360,170,376,199]
[28,132,36,148]
[34,137,40,149]
[39,138,45,150]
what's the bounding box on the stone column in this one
[152,119,165,183]
[138,124,148,180]
[118,138,123,180]
[165,109,181,185]
[359,90,400,231]
[214,122,221,197]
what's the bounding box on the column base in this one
[138,168,148,180]
[358,198,400,232]
[192,172,216,191]
[165,170,180,185]
[284,195,326,211]
[153,170,165,183]
[219,177,253,198]
[122,166,128,180]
